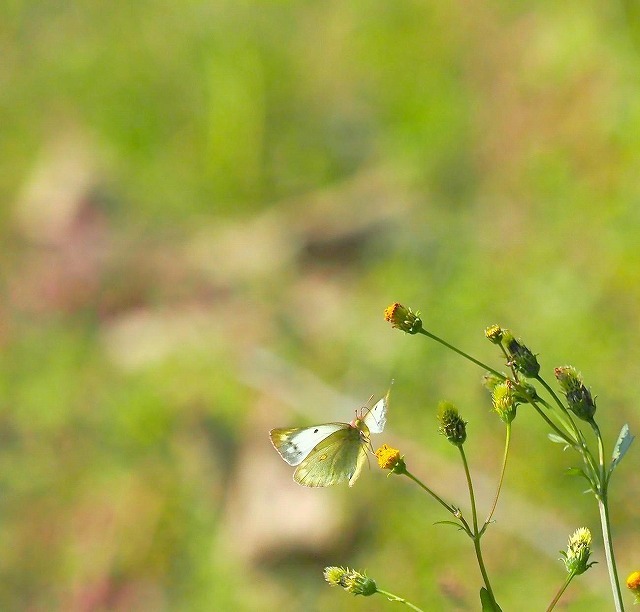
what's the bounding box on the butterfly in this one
[269,391,389,487]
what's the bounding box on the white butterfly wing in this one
[363,394,388,434]
[270,423,347,466]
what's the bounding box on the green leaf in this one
[480,587,503,612]
[433,520,465,531]
[565,467,597,492]
[610,423,634,474]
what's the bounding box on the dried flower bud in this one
[437,401,467,446]
[554,366,596,422]
[502,330,540,378]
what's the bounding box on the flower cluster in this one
[323,567,377,596]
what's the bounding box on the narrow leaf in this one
[610,424,634,474]
[434,520,465,531]
[565,467,597,491]
[480,587,503,612]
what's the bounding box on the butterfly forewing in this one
[294,426,367,487]
[269,423,346,466]
[363,394,388,434]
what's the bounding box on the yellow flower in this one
[484,324,503,344]
[384,303,422,334]
[375,444,401,469]
[492,381,517,424]
[560,527,595,576]
[627,570,640,592]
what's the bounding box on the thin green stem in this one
[482,422,511,534]
[459,446,497,607]
[522,391,577,446]
[376,588,425,611]
[418,329,506,380]
[545,572,575,612]
[592,420,625,612]
[535,375,583,444]
[535,375,599,476]
[598,496,625,612]
[401,470,470,532]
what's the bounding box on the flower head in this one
[323,567,377,596]
[485,324,504,345]
[502,330,540,378]
[375,444,406,474]
[437,401,467,446]
[492,381,517,424]
[554,366,596,422]
[627,570,640,603]
[384,303,423,334]
[560,528,596,576]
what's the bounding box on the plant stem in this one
[545,572,575,612]
[592,421,625,611]
[402,470,466,526]
[535,375,599,477]
[459,446,497,607]
[418,329,505,380]
[376,588,426,611]
[535,375,583,444]
[482,422,511,533]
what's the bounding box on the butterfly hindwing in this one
[293,425,367,487]
[269,423,346,466]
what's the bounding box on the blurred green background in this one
[2,1,640,610]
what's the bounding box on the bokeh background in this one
[2,1,640,610]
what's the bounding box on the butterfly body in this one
[269,393,388,487]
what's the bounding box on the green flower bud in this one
[437,401,467,446]
[484,324,504,345]
[502,330,540,378]
[560,528,596,576]
[554,366,596,422]
[492,381,517,424]
[324,567,378,596]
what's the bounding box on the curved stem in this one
[545,572,575,612]
[482,422,511,534]
[376,588,425,611]
[401,470,470,533]
[418,329,506,380]
[535,375,583,443]
[459,446,497,606]
[535,375,599,476]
